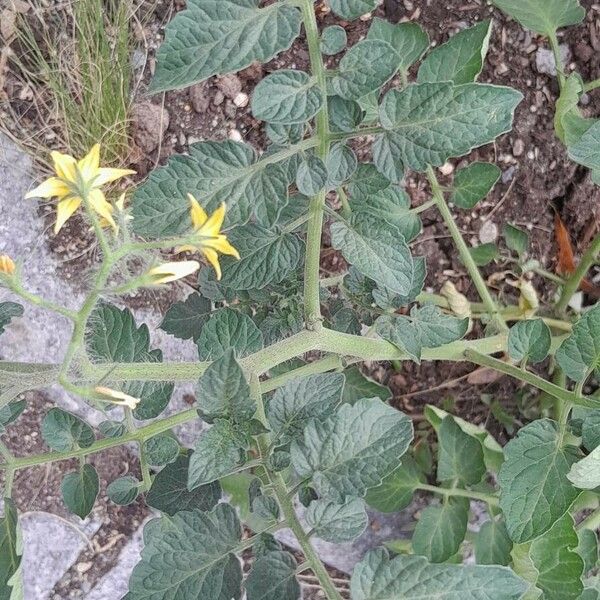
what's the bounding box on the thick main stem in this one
[426,166,508,332]
[301,0,330,328]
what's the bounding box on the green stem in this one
[548,31,566,90]
[301,0,330,329]
[584,78,600,93]
[0,439,13,463]
[465,350,599,409]
[555,232,600,314]
[5,277,76,321]
[328,126,384,141]
[417,483,498,506]
[577,507,600,531]
[338,187,351,218]
[426,165,508,332]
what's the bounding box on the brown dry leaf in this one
[554,212,576,275]
[467,367,503,385]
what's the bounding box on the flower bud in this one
[94,386,140,410]
[0,255,16,276]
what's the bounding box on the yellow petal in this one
[77,143,101,182]
[148,260,200,284]
[115,193,126,212]
[204,235,240,259]
[94,386,140,410]
[54,197,82,233]
[0,255,16,275]
[175,244,197,254]
[24,177,71,199]
[88,188,116,230]
[199,202,227,237]
[202,247,222,280]
[51,151,78,182]
[188,193,208,229]
[94,167,136,187]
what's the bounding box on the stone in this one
[189,82,210,113]
[131,101,170,153]
[535,45,571,76]
[479,220,499,244]
[512,139,525,157]
[215,74,242,99]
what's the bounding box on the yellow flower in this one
[98,193,133,231]
[178,194,240,280]
[0,255,16,275]
[147,260,200,285]
[94,386,140,410]
[24,144,135,234]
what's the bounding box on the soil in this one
[2,0,600,597]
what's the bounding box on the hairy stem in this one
[417,483,499,506]
[301,0,330,328]
[426,165,508,332]
[555,232,600,313]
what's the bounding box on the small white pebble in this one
[233,92,249,108]
[229,129,243,142]
[439,162,454,176]
[479,220,498,244]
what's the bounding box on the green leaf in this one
[331,40,399,100]
[127,504,243,599]
[451,162,501,209]
[567,444,600,489]
[296,153,328,196]
[0,302,23,335]
[305,498,368,542]
[556,304,600,382]
[437,415,486,484]
[329,96,364,133]
[41,408,94,452]
[373,257,426,309]
[341,366,391,404]
[107,476,140,506]
[367,18,429,72]
[529,513,584,600]
[510,542,543,600]
[291,398,413,502]
[326,143,357,189]
[579,529,598,574]
[379,82,522,172]
[98,420,126,438]
[418,20,493,85]
[504,223,529,257]
[132,140,290,236]
[143,435,180,466]
[188,420,246,489]
[365,455,425,513]
[555,74,594,145]
[266,373,345,444]
[87,303,173,419]
[583,412,600,451]
[251,494,280,522]
[376,305,469,363]
[159,293,212,342]
[491,0,585,35]
[475,520,513,566]
[252,70,322,125]
[331,215,415,295]
[412,499,469,563]
[351,548,527,599]
[245,551,300,600]
[196,349,255,422]
[508,319,551,364]
[0,499,21,600]
[266,122,305,146]
[498,419,581,543]
[347,162,391,198]
[350,186,421,241]
[0,400,26,435]
[146,454,221,516]
[216,224,304,290]
[569,121,600,178]
[197,308,263,360]
[258,301,304,345]
[328,0,378,20]
[61,464,99,519]
[150,0,301,92]
[321,25,347,55]
[469,243,499,266]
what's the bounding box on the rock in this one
[131,102,170,153]
[188,82,210,113]
[233,92,249,108]
[439,162,454,176]
[535,45,571,76]
[228,129,243,142]
[512,139,525,157]
[479,220,499,244]
[215,74,242,99]
[213,90,225,106]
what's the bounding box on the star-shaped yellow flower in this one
[177,194,240,280]
[25,144,135,234]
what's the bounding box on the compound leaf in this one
[291,398,413,502]
[305,498,368,543]
[151,0,301,92]
[418,20,493,85]
[491,0,585,36]
[252,70,322,125]
[127,504,243,600]
[556,304,600,382]
[351,548,527,600]
[379,82,522,172]
[508,319,552,364]
[498,419,580,543]
[197,308,263,360]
